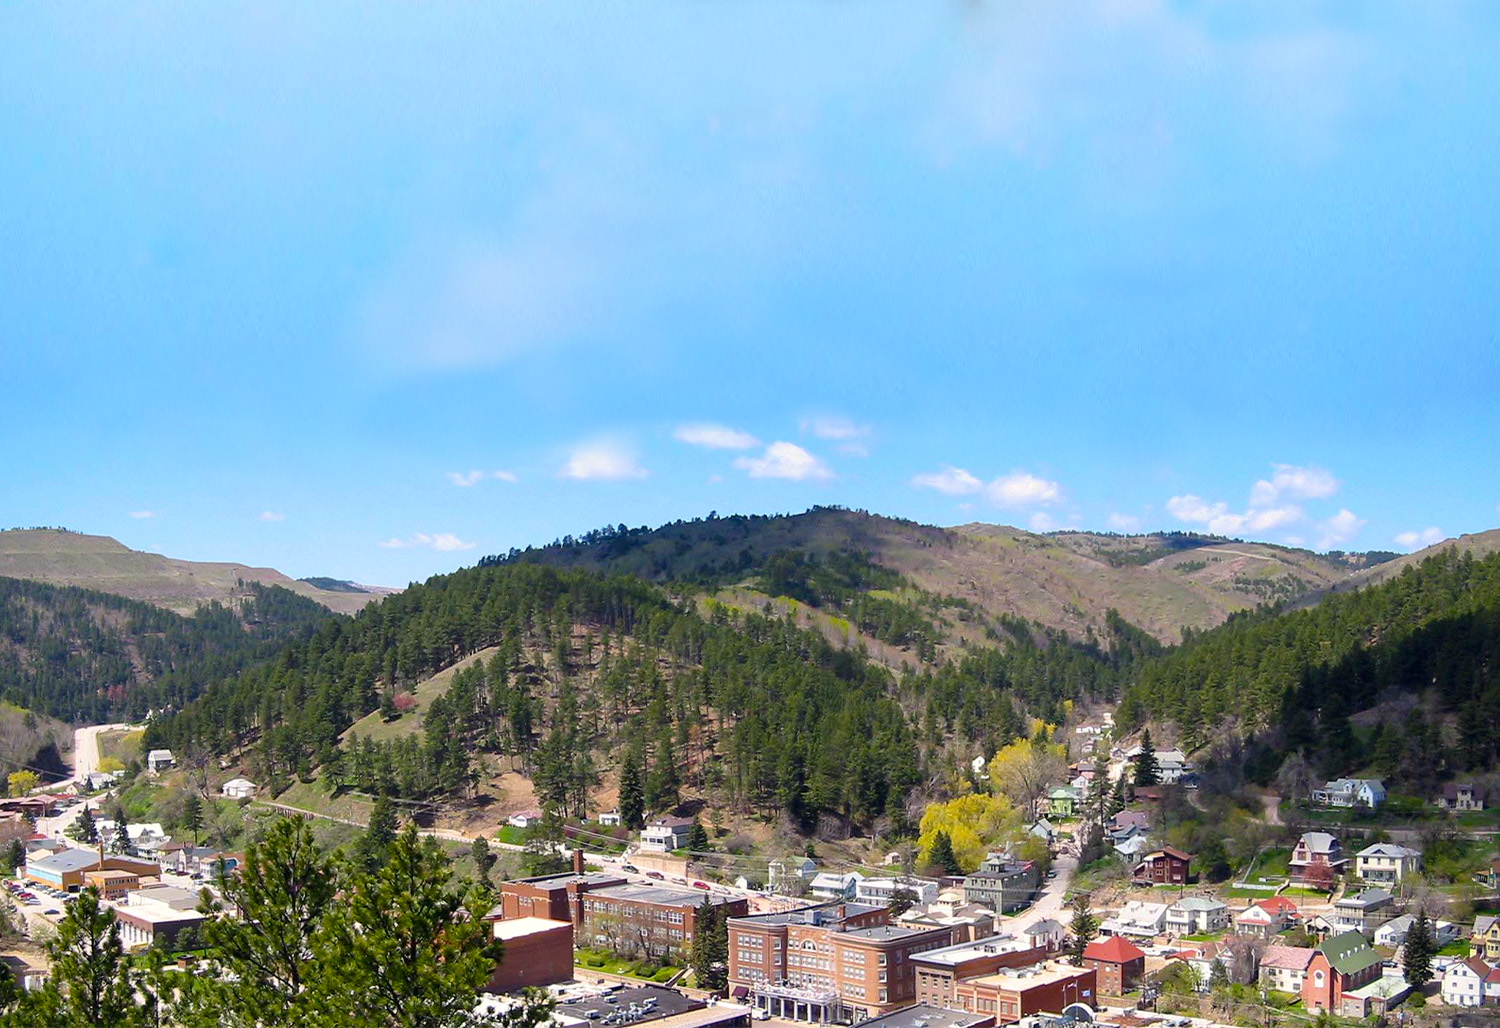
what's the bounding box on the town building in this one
[110,888,209,951]
[854,1004,995,1028]
[769,857,820,893]
[1046,788,1081,818]
[1234,897,1298,939]
[857,877,939,908]
[1354,843,1421,885]
[728,902,953,1023]
[911,935,1050,1008]
[1473,915,1500,960]
[1113,836,1151,861]
[1310,779,1385,809]
[640,816,696,852]
[962,854,1041,914]
[1164,898,1228,936]
[897,890,997,943]
[552,985,749,1028]
[24,849,160,892]
[1099,900,1166,939]
[597,811,622,827]
[219,778,257,800]
[1331,889,1393,936]
[1021,920,1066,953]
[146,749,175,773]
[1438,783,1486,812]
[1288,832,1346,884]
[1374,914,1461,949]
[506,809,542,829]
[1258,945,1316,994]
[1441,957,1493,1008]
[951,963,1097,1023]
[84,868,143,901]
[1082,936,1145,995]
[1132,847,1191,885]
[810,872,864,902]
[1301,932,1383,1013]
[484,917,574,993]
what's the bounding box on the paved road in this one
[69,722,140,786]
[1008,852,1077,931]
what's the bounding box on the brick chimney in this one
[572,848,585,874]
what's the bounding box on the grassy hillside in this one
[491,507,1372,645]
[0,528,385,616]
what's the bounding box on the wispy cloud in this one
[257,511,285,522]
[1250,463,1340,506]
[1107,512,1144,533]
[378,532,476,552]
[127,510,156,520]
[559,439,649,481]
[1166,494,1303,536]
[1316,508,1366,549]
[673,423,759,450]
[1029,511,1080,533]
[803,415,871,457]
[987,471,1063,509]
[447,470,518,487]
[734,441,834,481]
[1394,526,1444,551]
[910,466,983,496]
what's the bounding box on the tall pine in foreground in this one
[619,748,646,830]
[692,896,729,992]
[1132,729,1159,787]
[1404,909,1434,990]
[1068,894,1099,967]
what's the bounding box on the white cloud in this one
[1245,506,1304,533]
[257,511,285,522]
[378,532,477,552]
[1166,495,1227,523]
[804,415,868,441]
[987,471,1063,509]
[1107,512,1144,533]
[1316,509,1367,549]
[1250,463,1340,506]
[1394,526,1445,551]
[127,510,156,520]
[447,470,486,487]
[911,466,984,496]
[1029,511,1080,533]
[673,423,760,450]
[734,441,834,481]
[559,439,649,481]
[492,470,519,484]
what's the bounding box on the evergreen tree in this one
[357,795,399,871]
[686,819,710,853]
[39,887,137,1026]
[1133,730,1159,787]
[0,840,21,875]
[68,807,99,844]
[1209,958,1229,990]
[928,830,961,876]
[1067,894,1099,966]
[522,807,570,877]
[618,749,646,830]
[1404,909,1434,989]
[471,837,496,890]
[182,791,204,847]
[113,818,130,855]
[691,896,729,993]
[314,825,507,1028]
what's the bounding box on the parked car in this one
[692,881,710,890]
[621,864,639,874]
[645,871,664,880]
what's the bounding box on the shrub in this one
[392,693,418,713]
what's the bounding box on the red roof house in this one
[1083,935,1147,995]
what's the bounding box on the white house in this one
[1311,778,1386,809]
[1259,945,1316,994]
[146,750,175,773]
[809,871,863,901]
[85,771,120,792]
[596,811,621,827]
[506,809,543,829]
[1376,915,1463,949]
[1355,843,1421,885]
[1442,957,1492,1007]
[639,816,695,852]
[1114,834,1152,859]
[220,778,257,800]
[1166,897,1230,935]
[1100,900,1167,938]
[1023,918,1068,951]
[768,857,819,892]
[855,876,939,907]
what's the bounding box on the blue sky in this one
[2,2,1498,586]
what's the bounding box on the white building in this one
[1442,958,1493,1007]
[146,749,175,773]
[1375,915,1462,949]
[1165,897,1229,935]
[808,871,863,901]
[1100,900,1167,938]
[597,811,621,827]
[639,816,695,852]
[220,778,257,800]
[1355,843,1421,885]
[1311,778,1386,808]
[855,876,939,907]
[506,809,542,829]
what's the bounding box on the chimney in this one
[573,848,585,875]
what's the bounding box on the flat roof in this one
[857,1005,993,1028]
[110,903,208,927]
[730,902,882,927]
[491,916,572,940]
[970,963,1092,991]
[513,872,625,891]
[85,869,139,880]
[30,848,102,873]
[589,883,735,908]
[911,935,1033,966]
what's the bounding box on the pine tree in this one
[929,830,961,876]
[182,791,204,847]
[357,795,399,871]
[68,806,98,844]
[1209,958,1229,990]
[686,820,710,853]
[1404,909,1434,989]
[1133,729,1160,787]
[41,888,137,1026]
[692,896,729,992]
[471,837,496,890]
[619,749,646,830]
[1067,894,1099,966]
[113,818,129,855]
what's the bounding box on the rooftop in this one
[589,883,739,908]
[512,872,625,892]
[855,1005,994,1028]
[972,962,1095,990]
[1084,936,1145,963]
[841,923,942,942]
[730,901,882,927]
[910,935,1033,966]
[1259,945,1316,971]
[556,985,702,1025]
[491,916,572,941]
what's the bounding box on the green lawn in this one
[575,949,680,983]
[97,729,145,769]
[496,824,528,846]
[1438,940,1471,957]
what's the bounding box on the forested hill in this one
[485,507,1387,646]
[0,576,333,723]
[145,562,1153,828]
[1118,546,1500,795]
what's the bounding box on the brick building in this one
[485,917,575,993]
[1131,847,1191,885]
[1082,936,1145,995]
[912,935,1050,1008]
[962,855,1041,914]
[1301,932,1383,1013]
[728,902,954,1023]
[951,963,1096,1024]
